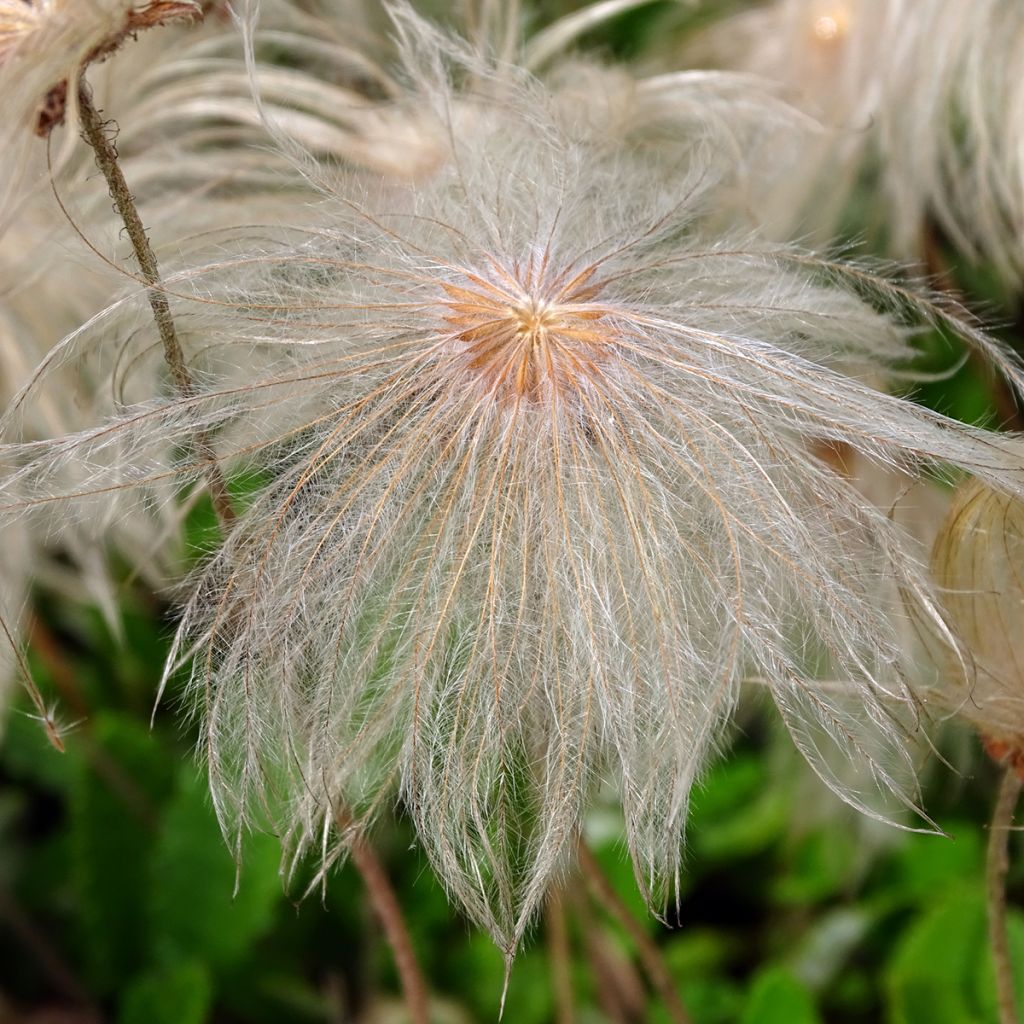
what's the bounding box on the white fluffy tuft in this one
[4,1,1024,954]
[684,0,1024,276]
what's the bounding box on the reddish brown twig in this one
[986,762,1023,1024]
[577,842,693,1024]
[348,834,430,1024]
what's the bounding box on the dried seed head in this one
[440,257,616,403]
[930,478,1024,753]
[0,0,203,135]
[8,0,1024,959]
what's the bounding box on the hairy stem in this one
[76,80,236,530]
[988,764,1022,1024]
[578,842,693,1024]
[349,835,430,1024]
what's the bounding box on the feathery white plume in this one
[4,2,1024,957]
[683,0,1024,277]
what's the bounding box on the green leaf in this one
[148,766,282,970]
[444,936,551,1023]
[690,756,788,863]
[741,968,822,1024]
[70,712,175,993]
[885,887,987,1024]
[647,981,744,1024]
[772,829,857,906]
[661,929,735,978]
[182,491,222,565]
[119,961,212,1024]
[902,330,999,429]
[886,829,983,906]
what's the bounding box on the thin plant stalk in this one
[76,79,236,530]
[592,930,648,1019]
[348,834,430,1024]
[578,841,694,1024]
[570,887,633,1024]
[987,763,1022,1024]
[546,889,575,1024]
[0,887,94,1009]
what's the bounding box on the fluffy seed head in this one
[682,0,1024,275]
[7,2,1024,959]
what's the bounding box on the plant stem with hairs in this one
[76,79,235,531]
[988,764,1022,1024]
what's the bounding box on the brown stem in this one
[348,834,430,1024]
[547,890,575,1024]
[569,885,646,1023]
[987,764,1022,1024]
[76,79,236,531]
[577,842,693,1024]
[28,616,90,719]
[582,937,632,1023]
[0,887,96,1012]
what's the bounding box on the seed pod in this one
[931,477,1024,771]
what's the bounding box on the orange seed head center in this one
[439,256,617,402]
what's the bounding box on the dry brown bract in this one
[0,0,203,135]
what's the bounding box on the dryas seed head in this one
[440,256,616,404]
